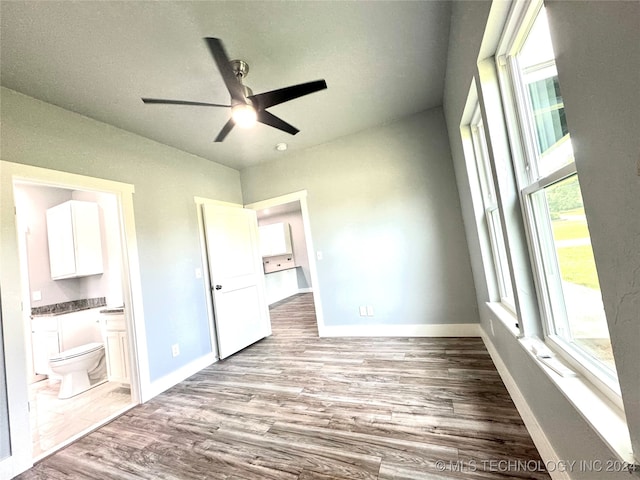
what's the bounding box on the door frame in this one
[0,161,147,477]
[245,191,326,335]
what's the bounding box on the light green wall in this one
[0,87,243,381]
[242,108,479,328]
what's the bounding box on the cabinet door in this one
[71,201,104,276]
[119,333,130,384]
[46,202,76,278]
[258,224,274,257]
[105,331,125,382]
[272,223,291,255]
[46,201,104,279]
[259,223,292,257]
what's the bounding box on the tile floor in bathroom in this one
[29,379,133,458]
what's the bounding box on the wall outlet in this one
[195,267,202,279]
[489,318,495,337]
[171,343,180,357]
[32,290,42,301]
[359,306,367,316]
[316,251,323,261]
[366,306,374,317]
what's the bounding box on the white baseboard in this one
[298,287,313,294]
[143,352,217,402]
[319,323,481,338]
[480,329,570,480]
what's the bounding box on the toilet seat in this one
[50,342,103,363]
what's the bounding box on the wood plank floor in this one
[18,294,550,479]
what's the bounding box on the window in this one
[498,6,618,392]
[470,107,515,309]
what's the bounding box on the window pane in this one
[488,209,514,304]
[543,176,615,372]
[528,76,568,153]
[475,122,496,204]
[519,8,574,178]
[470,111,513,307]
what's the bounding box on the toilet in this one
[49,342,106,399]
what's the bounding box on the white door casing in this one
[0,161,146,478]
[244,190,325,335]
[202,204,271,359]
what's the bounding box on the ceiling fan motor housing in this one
[230,59,253,106]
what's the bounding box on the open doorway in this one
[245,191,325,335]
[13,180,137,460]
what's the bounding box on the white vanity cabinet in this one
[101,313,130,385]
[259,222,293,257]
[46,200,104,279]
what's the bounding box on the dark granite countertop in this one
[100,307,125,314]
[31,297,106,317]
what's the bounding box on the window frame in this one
[469,106,516,312]
[495,1,622,404]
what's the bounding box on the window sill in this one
[486,301,520,337]
[519,336,635,466]
[485,301,635,466]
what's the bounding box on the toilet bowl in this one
[49,342,105,399]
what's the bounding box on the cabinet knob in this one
[214,285,223,290]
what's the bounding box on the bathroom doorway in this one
[13,179,137,460]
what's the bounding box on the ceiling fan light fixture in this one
[231,104,257,128]
[142,38,327,142]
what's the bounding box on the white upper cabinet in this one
[46,200,104,279]
[259,222,293,257]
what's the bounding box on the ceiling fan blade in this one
[204,37,246,103]
[214,118,235,142]
[250,80,327,110]
[142,98,230,107]
[257,111,299,136]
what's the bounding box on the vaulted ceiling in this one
[0,1,452,170]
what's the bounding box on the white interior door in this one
[202,204,271,359]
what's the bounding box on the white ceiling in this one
[0,1,452,171]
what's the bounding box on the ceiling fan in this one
[142,37,327,142]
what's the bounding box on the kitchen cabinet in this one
[263,255,295,273]
[46,200,104,279]
[264,267,300,305]
[259,222,293,257]
[101,313,129,385]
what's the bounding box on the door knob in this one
[214,285,223,290]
